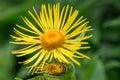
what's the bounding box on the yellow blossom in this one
[11,3,92,74]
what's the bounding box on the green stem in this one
[41,74,61,80]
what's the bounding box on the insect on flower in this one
[35,61,67,76]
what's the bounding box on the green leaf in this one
[63,64,76,80]
[77,57,106,80]
[29,75,61,80]
[30,76,41,80]
[104,17,120,27]
[96,45,120,58]
[0,42,15,80]
[15,77,23,80]
[15,66,29,79]
[105,60,120,70]
[76,0,98,15]
[90,58,106,80]
[0,0,39,23]
[90,28,101,46]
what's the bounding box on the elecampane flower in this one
[11,3,92,73]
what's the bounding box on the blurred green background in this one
[0,0,120,80]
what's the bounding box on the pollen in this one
[41,31,65,50]
[46,62,66,76]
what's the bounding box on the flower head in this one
[11,3,92,74]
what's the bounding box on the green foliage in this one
[0,0,120,80]
[15,77,23,80]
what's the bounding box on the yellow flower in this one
[11,3,92,73]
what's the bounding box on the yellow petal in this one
[75,51,90,59]
[19,50,42,64]
[53,3,60,31]
[22,17,42,35]
[69,57,80,66]
[58,52,70,64]
[57,48,73,57]
[14,46,41,56]
[65,17,87,34]
[80,46,90,49]
[48,4,54,30]
[53,50,62,62]
[63,44,81,50]
[62,10,79,34]
[66,22,90,38]
[16,24,37,35]
[12,44,35,52]
[76,35,92,41]
[60,5,69,30]
[32,50,48,67]
[32,7,45,31]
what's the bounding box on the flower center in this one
[41,31,65,50]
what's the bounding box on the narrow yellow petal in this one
[73,55,84,58]
[59,6,65,30]
[62,10,79,34]
[68,6,73,19]
[65,40,89,45]
[42,5,51,30]
[79,42,89,44]
[63,44,80,50]
[76,35,93,41]
[60,5,69,30]
[75,51,90,59]
[10,41,35,44]
[48,4,53,30]
[65,17,87,34]
[22,17,42,35]
[12,44,35,52]
[39,5,49,31]
[80,46,90,49]
[57,48,73,57]
[48,51,53,62]
[16,24,37,35]
[13,28,30,37]
[12,28,39,39]
[59,53,70,64]
[19,50,41,64]
[32,50,48,67]
[11,36,40,44]
[12,45,41,54]
[32,7,45,31]
[53,3,60,31]
[66,22,89,38]
[53,50,62,63]
[69,57,80,66]
[44,51,51,61]
[11,28,40,44]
